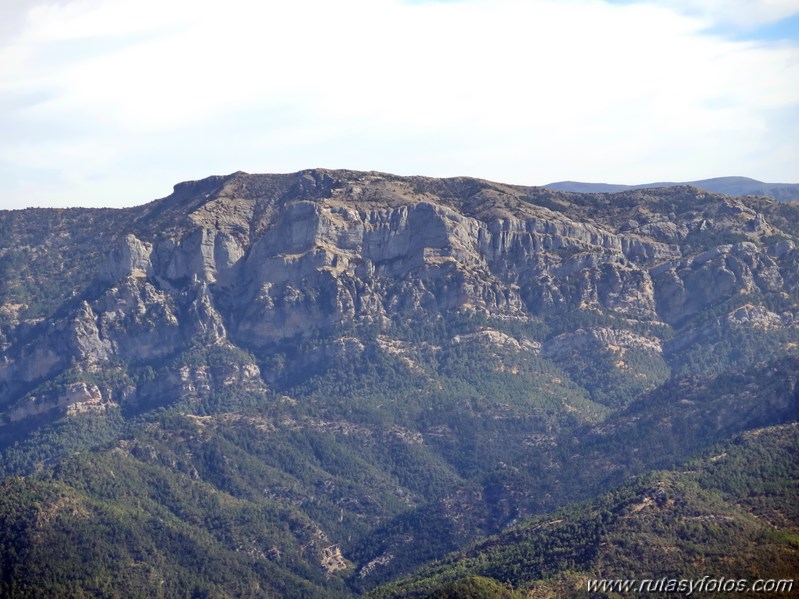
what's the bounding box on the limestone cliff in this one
[1,169,798,425]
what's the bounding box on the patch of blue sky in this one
[735,12,799,43]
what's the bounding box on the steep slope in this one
[0,169,797,596]
[372,423,799,598]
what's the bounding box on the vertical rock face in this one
[221,192,687,344]
[156,228,245,284]
[1,168,798,424]
[102,234,153,282]
[651,242,788,323]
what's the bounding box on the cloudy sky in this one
[1,0,798,209]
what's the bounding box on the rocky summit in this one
[0,170,797,597]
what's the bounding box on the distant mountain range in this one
[545,176,799,202]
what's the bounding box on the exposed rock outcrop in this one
[2,169,797,426]
[543,328,663,359]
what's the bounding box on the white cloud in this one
[1,0,798,209]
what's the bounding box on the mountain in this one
[0,169,797,597]
[545,176,799,202]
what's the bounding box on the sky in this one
[1,0,798,210]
